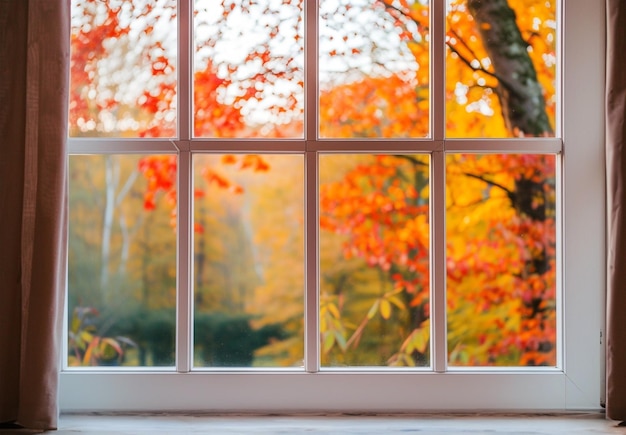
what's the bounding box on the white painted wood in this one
[60,371,568,412]
[62,0,605,412]
[561,0,605,410]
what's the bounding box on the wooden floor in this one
[10,412,623,434]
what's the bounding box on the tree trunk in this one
[101,156,116,293]
[467,0,553,136]
[467,0,554,365]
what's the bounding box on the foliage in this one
[195,312,289,367]
[68,0,559,368]
[319,154,430,365]
[317,0,557,366]
[68,306,136,366]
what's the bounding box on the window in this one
[62,0,605,411]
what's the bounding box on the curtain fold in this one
[0,0,70,430]
[606,0,626,422]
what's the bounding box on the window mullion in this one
[431,0,447,372]
[177,0,192,141]
[432,0,445,142]
[175,0,194,373]
[304,0,318,143]
[431,149,447,372]
[304,0,320,372]
[305,151,320,372]
[176,147,193,373]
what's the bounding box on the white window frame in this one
[60,0,605,412]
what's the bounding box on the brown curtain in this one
[606,0,626,422]
[0,0,70,430]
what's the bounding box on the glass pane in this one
[446,154,557,366]
[68,155,177,367]
[194,1,304,138]
[69,0,177,138]
[193,155,304,367]
[446,0,557,138]
[319,1,429,138]
[319,154,430,367]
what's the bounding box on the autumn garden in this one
[68,0,558,368]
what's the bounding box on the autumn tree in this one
[68,0,304,366]
[318,0,557,366]
[320,155,431,366]
[447,0,557,365]
[464,0,553,136]
[69,0,559,368]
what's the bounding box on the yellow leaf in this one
[80,330,93,344]
[327,302,341,319]
[380,299,392,320]
[71,315,81,334]
[414,326,429,354]
[83,336,100,365]
[388,295,406,310]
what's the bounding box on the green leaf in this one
[334,330,347,351]
[367,300,380,320]
[102,337,123,356]
[401,353,416,367]
[322,333,335,353]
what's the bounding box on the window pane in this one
[319,154,430,367]
[446,154,557,366]
[70,0,177,138]
[68,155,177,367]
[446,0,557,138]
[193,1,304,138]
[192,155,304,367]
[319,1,429,138]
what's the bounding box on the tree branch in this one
[377,0,427,32]
[446,40,523,101]
[394,154,428,167]
[462,171,515,202]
